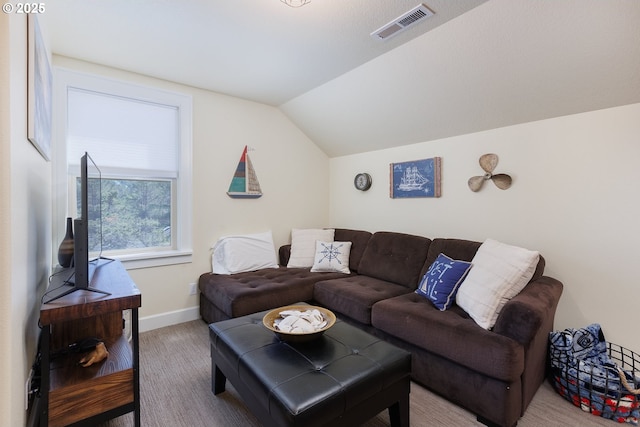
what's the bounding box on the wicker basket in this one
[549,341,640,424]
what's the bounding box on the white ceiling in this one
[45,0,640,157]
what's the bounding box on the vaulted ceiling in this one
[45,0,640,157]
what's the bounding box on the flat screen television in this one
[45,152,112,303]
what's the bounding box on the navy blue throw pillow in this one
[416,253,473,311]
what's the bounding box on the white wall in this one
[0,11,12,426]
[52,57,332,328]
[2,13,53,427]
[329,103,640,352]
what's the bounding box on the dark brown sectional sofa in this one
[198,228,563,427]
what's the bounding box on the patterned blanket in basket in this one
[549,323,639,425]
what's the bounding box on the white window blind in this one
[67,88,179,177]
[54,68,193,269]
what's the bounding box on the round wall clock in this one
[354,173,372,191]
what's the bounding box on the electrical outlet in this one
[189,282,197,295]
[25,368,34,411]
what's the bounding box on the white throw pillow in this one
[310,241,352,274]
[286,228,335,268]
[455,239,540,330]
[211,230,279,275]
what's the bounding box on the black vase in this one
[57,217,74,268]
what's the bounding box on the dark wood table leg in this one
[212,363,227,395]
[388,392,410,427]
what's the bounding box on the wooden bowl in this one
[263,305,336,343]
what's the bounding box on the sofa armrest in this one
[493,275,563,413]
[279,244,292,267]
[493,276,563,345]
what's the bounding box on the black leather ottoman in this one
[209,310,411,427]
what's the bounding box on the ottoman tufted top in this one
[210,309,411,427]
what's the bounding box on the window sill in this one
[111,249,193,270]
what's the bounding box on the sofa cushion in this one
[423,238,546,285]
[199,268,348,318]
[415,253,473,310]
[211,230,279,275]
[357,232,431,289]
[287,228,335,268]
[371,292,525,382]
[310,241,352,274]
[313,276,412,325]
[456,239,540,330]
[420,238,481,278]
[333,228,373,273]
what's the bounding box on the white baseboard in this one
[139,306,201,332]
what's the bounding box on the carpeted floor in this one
[101,320,617,427]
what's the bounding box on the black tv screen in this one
[44,152,111,303]
[74,153,89,289]
[74,152,103,289]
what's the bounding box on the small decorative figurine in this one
[79,342,109,367]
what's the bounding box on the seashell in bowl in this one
[262,305,336,343]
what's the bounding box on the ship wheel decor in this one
[468,153,512,192]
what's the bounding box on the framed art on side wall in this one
[27,14,52,161]
[390,157,441,198]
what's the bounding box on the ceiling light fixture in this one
[281,0,310,7]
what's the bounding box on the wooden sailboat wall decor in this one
[227,146,263,199]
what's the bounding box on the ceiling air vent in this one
[371,4,434,41]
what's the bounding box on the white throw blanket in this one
[273,309,327,334]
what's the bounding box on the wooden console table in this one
[39,260,141,427]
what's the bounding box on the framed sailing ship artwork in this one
[390,157,441,198]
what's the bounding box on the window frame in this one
[53,68,193,269]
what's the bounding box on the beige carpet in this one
[102,320,617,427]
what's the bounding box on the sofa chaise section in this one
[199,228,373,323]
[199,267,348,323]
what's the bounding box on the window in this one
[54,69,192,268]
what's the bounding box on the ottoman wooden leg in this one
[388,392,410,427]
[212,364,227,395]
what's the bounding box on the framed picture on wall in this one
[27,15,52,161]
[390,157,441,198]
